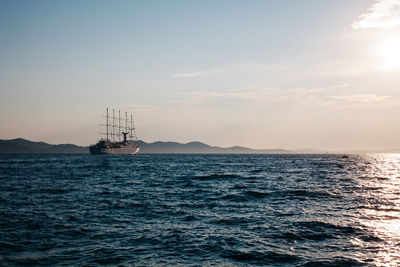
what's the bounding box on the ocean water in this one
[1,153,400,266]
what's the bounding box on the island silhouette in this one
[0,138,322,154]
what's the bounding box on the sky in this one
[1,0,400,150]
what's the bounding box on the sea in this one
[1,153,400,266]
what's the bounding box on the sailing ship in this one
[89,108,140,155]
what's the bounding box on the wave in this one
[211,217,252,226]
[222,249,301,264]
[219,189,340,203]
[302,257,367,266]
[192,173,244,180]
[221,193,249,202]
[244,189,340,200]
[274,221,383,243]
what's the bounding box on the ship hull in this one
[89,146,140,155]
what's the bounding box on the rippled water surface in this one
[1,153,400,266]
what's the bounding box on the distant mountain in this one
[0,138,324,154]
[135,140,291,154]
[138,142,327,154]
[0,138,88,153]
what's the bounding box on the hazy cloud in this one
[288,84,349,94]
[329,94,389,103]
[177,84,352,108]
[352,0,400,29]
[172,65,234,78]
[171,63,292,78]
[180,88,275,101]
[172,71,215,78]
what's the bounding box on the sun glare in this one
[381,36,400,70]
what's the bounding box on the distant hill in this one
[135,140,292,154]
[0,138,323,154]
[0,138,88,153]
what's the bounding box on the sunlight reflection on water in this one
[355,154,400,266]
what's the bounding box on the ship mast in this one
[101,108,137,143]
[112,109,114,142]
[130,114,133,141]
[106,107,109,141]
[118,110,121,142]
[125,112,128,137]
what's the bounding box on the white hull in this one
[90,145,140,155]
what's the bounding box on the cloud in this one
[127,87,392,119]
[172,71,214,78]
[180,88,275,101]
[288,84,349,94]
[177,84,352,108]
[171,63,293,78]
[171,65,231,78]
[329,94,389,103]
[352,0,400,29]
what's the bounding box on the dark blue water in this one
[1,154,400,266]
